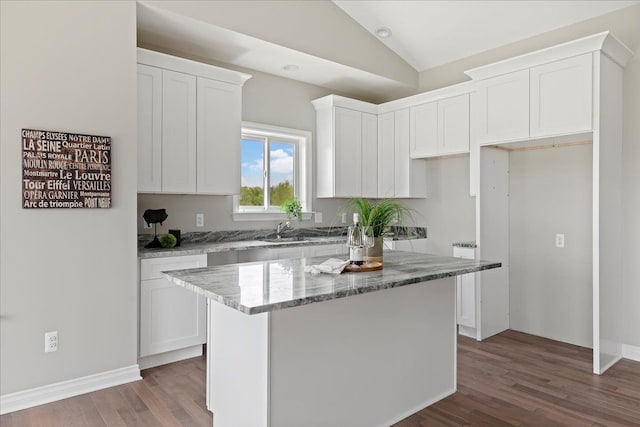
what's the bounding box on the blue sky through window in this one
[270,141,294,186]
[241,138,264,188]
[241,139,294,188]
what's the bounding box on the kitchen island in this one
[165,251,500,427]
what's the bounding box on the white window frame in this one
[233,121,312,221]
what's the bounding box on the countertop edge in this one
[164,259,501,315]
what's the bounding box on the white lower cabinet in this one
[139,255,207,367]
[453,246,477,335]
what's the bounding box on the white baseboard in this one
[138,345,203,370]
[622,344,640,362]
[0,365,141,415]
[381,387,457,427]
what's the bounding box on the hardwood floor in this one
[394,330,640,427]
[0,355,212,427]
[2,330,639,426]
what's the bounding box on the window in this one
[233,122,311,221]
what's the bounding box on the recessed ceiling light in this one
[283,64,299,71]
[375,27,392,39]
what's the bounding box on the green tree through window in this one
[240,136,295,208]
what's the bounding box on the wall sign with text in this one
[22,129,112,209]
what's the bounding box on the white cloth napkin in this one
[304,258,350,275]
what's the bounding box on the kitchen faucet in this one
[276,221,291,239]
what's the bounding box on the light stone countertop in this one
[164,251,501,315]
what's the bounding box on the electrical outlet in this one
[45,331,58,353]
[315,212,323,224]
[555,233,565,248]
[196,214,204,228]
[341,213,347,224]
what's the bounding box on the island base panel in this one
[208,277,456,427]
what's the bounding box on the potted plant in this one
[280,197,303,222]
[348,198,412,263]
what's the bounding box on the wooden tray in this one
[344,262,383,272]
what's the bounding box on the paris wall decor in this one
[22,128,112,209]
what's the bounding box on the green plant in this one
[348,198,412,237]
[280,197,303,221]
[159,233,177,249]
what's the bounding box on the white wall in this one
[0,1,138,396]
[420,157,476,256]
[509,145,593,348]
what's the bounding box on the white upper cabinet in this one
[471,69,530,145]
[377,111,395,198]
[136,48,251,194]
[313,95,427,199]
[334,107,363,197]
[410,102,438,158]
[410,94,469,158]
[137,64,162,192]
[468,51,595,146]
[196,77,242,194]
[312,95,378,198]
[380,109,427,198]
[162,69,197,193]
[530,53,593,138]
[361,113,379,198]
[439,94,470,155]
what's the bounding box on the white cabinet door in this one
[139,254,207,358]
[377,112,395,198]
[361,112,378,198]
[394,108,411,198]
[196,76,242,194]
[453,247,476,329]
[137,64,162,192]
[140,278,206,357]
[472,69,529,145]
[379,109,426,198]
[456,272,476,328]
[530,53,593,138]
[162,70,197,193]
[439,94,469,155]
[410,102,438,158]
[334,107,362,197]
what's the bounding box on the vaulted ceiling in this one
[137,0,639,102]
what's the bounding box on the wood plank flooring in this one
[394,330,640,426]
[2,330,639,426]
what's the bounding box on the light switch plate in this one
[315,212,323,224]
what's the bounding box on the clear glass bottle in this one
[348,213,364,265]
